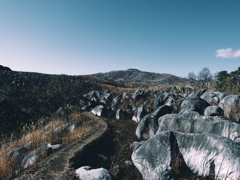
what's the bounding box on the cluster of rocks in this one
[130,89,240,180]
[77,87,240,180]
[6,85,240,180]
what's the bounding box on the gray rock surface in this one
[200,90,218,105]
[186,89,207,99]
[111,96,121,111]
[136,114,158,139]
[132,131,240,180]
[6,142,32,163]
[178,97,210,115]
[152,105,174,119]
[219,95,240,122]
[75,166,113,180]
[132,88,150,100]
[92,105,104,116]
[132,105,146,123]
[54,121,82,134]
[149,165,179,180]
[204,106,224,116]
[153,93,173,110]
[19,143,61,174]
[157,114,240,142]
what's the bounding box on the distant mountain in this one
[89,68,190,85]
[0,65,12,71]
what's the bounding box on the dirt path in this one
[14,112,108,180]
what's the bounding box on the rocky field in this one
[1,68,240,180]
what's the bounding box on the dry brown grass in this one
[0,111,95,179]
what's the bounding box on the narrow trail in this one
[14,112,108,180]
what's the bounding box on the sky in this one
[0,0,240,78]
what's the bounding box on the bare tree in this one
[187,71,197,79]
[187,71,198,87]
[197,67,213,89]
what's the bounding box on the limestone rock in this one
[136,114,158,139]
[219,95,240,122]
[132,131,240,180]
[149,165,179,180]
[152,105,174,119]
[157,114,240,143]
[204,106,224,116]
[132,105,146,123]
[178,97,210,115]
[75,166,113,180]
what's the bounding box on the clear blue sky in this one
[0,0,239,77]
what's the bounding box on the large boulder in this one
[6,142,31,163]
[149,165,179,180]
[116,109,124,120]
[131,132,173,180]
[204,106,224,116]
[152,105,174,119]
[170,86,180,94]
[219,95,240,123]
[186,89,207,99]
[83,90,100,102]
[200,90,230,106]
[79,96,92,107]
[164,95,183,111]
[153,89,163,97]
[91,105,111,117]
[132,105,146,123]
[54,106,74,119]
[111,96,122,111]
[100,90,111,101]
[157,114,240,143]
[200,90,218,105]
[170,111,228,123]
[136,114,158,140]
[214,92,230,102]
[131,131,240,180]
[54,121,82,134]
[19,143,61,174]
[116,107,133,120]
[132,88,150,100]
[178,97,210,115]
[179,86,192,94]
[75,166,113,180]
[153,93,173,110]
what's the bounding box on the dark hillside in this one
[0,65,12,71]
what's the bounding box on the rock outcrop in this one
[131,131,240,180]
[75,166,113,180]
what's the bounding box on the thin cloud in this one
[233,49,240,58]
[215,48,240,58]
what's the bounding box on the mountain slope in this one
[89,68,189,85]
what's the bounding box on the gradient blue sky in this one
[0,0,239,77]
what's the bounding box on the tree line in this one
[187,67,240,93]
